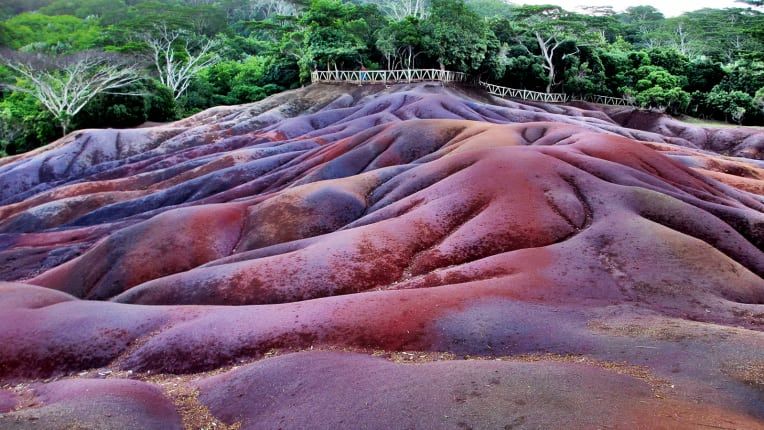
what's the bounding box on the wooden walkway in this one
[311,69,632,106]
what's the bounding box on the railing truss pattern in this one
[478,81,568,104]
[311,69,466,84]
[310,69,632,107]
[570,94,633,106]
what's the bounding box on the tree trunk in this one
[535,32,557,94]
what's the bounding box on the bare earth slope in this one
[0,83,763,429]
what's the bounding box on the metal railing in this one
[478,81,568,104]
[311,69,467,84]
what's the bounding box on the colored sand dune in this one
[0,83,763,429]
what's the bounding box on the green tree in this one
[363,0,429,21]
[634,66,685,91]
[686,59,726,92]
[717,61,764,95]
[140,25,220,100]
[635,86,690,114]
[1,50,143,134]
[74,79,177,129]
[703,88,758,124]
[508,6,599,92]
[421,0,494,73]
[101,1,227,42]
[562,47,606,96]
[646,47,689,78]
[180,55,290,113]
[376,16,426,69]
[627,64,690,114]
[286,0,370,80]
[666,8,764,62]
[2,13,100,53]
[0,91,57,155]
[755,87,764,110]
[579,6,622,43]
[465,0,513,18]
[0,0,57,17]
[617,5,664,47]
[38,0,126,19]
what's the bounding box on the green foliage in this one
[635,86,691,114]
[628,63,691,114]
[686,59,727,93]
[693,88,761,124]
[717,61,764,95]
[118,1,227,35]
[755,87,764,109]
[647,48,689,77]
[598,48,631,96]
[38,0,125,18]
[281,0,372,81]
[506,5,604,92]
[563,48,606,96]
[180,55,291,114]
[665,8,764,62]
[422,0,494,73]
[0,0,56,17]
[616,5,664,46]
[0,91,57,155]
[635,66,684,92]
[3,12,100,53]
[208,34,263,61]
[375,16,427,69]
[499,48,546,91]
[74,79,177,129]
[0,65,12,91]
[145,80,178,122]
[465,0,514,18]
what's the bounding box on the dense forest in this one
[1,0,763,155]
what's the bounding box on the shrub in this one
[0,91,57,155]
[635,85,690,115]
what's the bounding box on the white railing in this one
[311,69,467,84]
[311,69,631,107]
[571,94,633,106]
[479,81,568,104]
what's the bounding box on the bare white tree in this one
[514,30,579,93]
[536,33,570,93]
[673,23,693,57]
[142,25,220,100]
[512,7,590,93]
[0,50,143,135]
[376,31,424,70]
[363,0,429,20]
[249,0,299,19]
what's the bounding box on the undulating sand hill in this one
[0,83,762,429]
